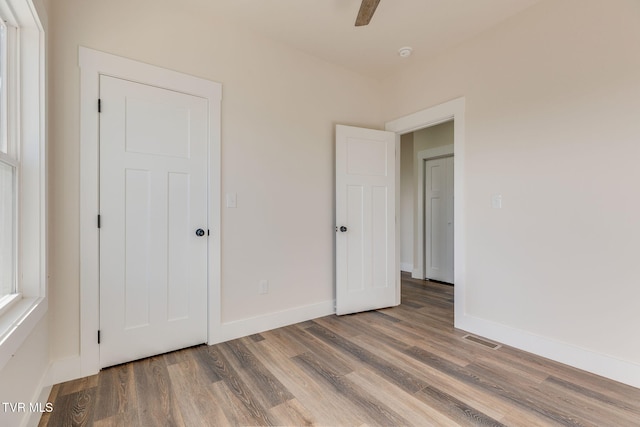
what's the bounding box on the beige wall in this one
[413,121,454,153]
[48,0,383,361]
[382,0,640,366]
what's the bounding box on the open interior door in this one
[335,124,400,315]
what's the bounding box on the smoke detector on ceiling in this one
[398,47,413,58]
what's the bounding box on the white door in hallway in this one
[335,125,399,315]
[99,75,208,368]
[424,156,454,283]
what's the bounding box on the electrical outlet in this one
[259,280,269,295]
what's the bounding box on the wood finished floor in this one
[40,274,640,426]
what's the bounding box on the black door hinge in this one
[98,99,102,113]
[208,229,210,236]
[97,330,101,344]
[97,214,101,228]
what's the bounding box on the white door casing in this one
[384,97,464,329]
[424,156,454,283]
[335,125,400,315]
[99,75,208,367]
[79,47,221,380]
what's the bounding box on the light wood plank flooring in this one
[40,274,640,426]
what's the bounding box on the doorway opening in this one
[401,121,454,285]
[385,97,465,327]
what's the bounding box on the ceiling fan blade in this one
[355,0,380,26]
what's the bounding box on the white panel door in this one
[336,125,399,315]
[425,156,454,283]
[99,75,208,368]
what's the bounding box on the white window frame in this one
[0,0,47,371]
[0,10,21,308]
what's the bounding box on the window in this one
[0,0,46,370]
[0,17,17,306]
[0,160,16,302]
[0,18,5,151]
[0,19,5,152]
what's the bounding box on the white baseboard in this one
[400,263,413,273]
[210,299,335,345]
[49,355,83,386]
[456,314,640,389]
[21,361,54,427]
[411,268,423,279]
[46,301,335,388]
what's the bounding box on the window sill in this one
[0,293,22,317]
[0,296,47,371]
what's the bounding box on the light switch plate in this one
[259,280,269,294]
[226,192,237,208]
[491,194,502,209]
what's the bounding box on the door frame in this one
[385,97,465,327]
[78,47,222,377]
[417,145,454,281]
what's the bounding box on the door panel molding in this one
[79,47,221,378]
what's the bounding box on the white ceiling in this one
[184,0,541,80]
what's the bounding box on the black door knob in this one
[339,226,348,232]
[195,228,206,237]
